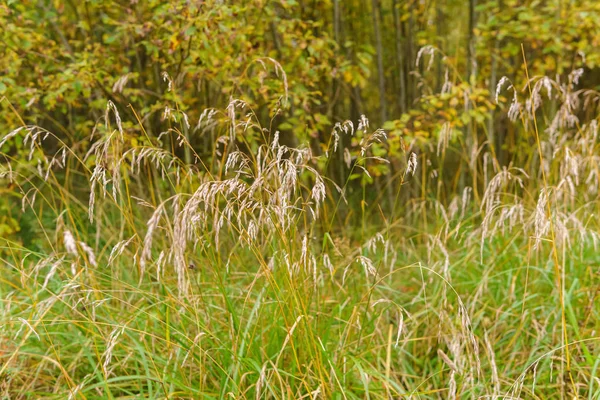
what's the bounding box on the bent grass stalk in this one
[521,43,575,396]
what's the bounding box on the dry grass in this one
[1,62,599,399]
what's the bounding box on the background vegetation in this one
[1,0,599,398]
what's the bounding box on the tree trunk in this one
[371,0,388,124]
[467,0,477,82]
[462,0,477,192]
[488,1,500,171]
[407,2,415,104]
[393,0,407,114]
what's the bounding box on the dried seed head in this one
[162,71,173,91]
[495,76,510,104]
[63,230,77,256]
[105,101,123,137]
[112,73,130,93]
[357,255,376,277]
[406,152,418,176]
[416,45,436,71]
[78,241,97,267]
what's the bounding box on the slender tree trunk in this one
[488,1,501,171]
[349,5,363,124]
[393,0,407,114]
[331,0,341,121]
[371,0,388,124]
[371,0,395,211]
[407,3,415,104]
[436,1,444,93]
[333,0,346,189]
[333,0,341,42]
[467,0,477,82]
[462,0,477,192]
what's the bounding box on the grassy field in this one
[1,77,599,399]
[3,0,600,397]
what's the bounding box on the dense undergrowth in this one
[1,60,600,399]
[2,1,600,398]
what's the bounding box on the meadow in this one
[1,1,600,399]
